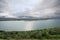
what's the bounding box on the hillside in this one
[0,27,60,39]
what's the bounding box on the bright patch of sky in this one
[8,0,41,13]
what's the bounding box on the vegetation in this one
[0,27,60,39]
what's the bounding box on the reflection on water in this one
[25,21,34,31]
[0,19,60,31]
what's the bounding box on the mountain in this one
[0,16,60,21]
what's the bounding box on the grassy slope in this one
[0,27,60,39]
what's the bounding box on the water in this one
[0,19,60,31]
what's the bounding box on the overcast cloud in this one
[0,0,60,19]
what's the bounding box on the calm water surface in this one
[0,19,60,31]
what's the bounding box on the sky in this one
[0,0,60,19]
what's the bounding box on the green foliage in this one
[0,27,60,39]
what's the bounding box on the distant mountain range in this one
[0,16,60,21]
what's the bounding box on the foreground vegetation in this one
[0,27,60,39]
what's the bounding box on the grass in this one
[0,27,60,39]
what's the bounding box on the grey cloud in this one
[32,0,60,18]
[13,0,60,18]
[0,0,8,13]
[0,0,60,19]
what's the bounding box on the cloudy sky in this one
[0,0,60,19]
